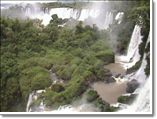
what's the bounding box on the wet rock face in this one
[105,76,116,83]
[126,79,139,93]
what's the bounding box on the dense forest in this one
[0,0,150,112]
[1,15,115,111]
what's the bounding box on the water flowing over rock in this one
[119,76,151,113]
[26,90,45,112]
[26,93,34,112]
[115,12,124,24]
[28,7,113,28]
[126,33,150,83]
[116,25,143,69]
[2,3,114,29]
[103,12,113,29]
[115,32,151,113]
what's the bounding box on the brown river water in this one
[92,81,127,104]
[92,62,127,104]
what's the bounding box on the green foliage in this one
[95,50,114,64]
[1,0,150,111]
[94,98,110,112]
[1,17,114,111]
[127,61,142,74]
[117,94,137,104]
[118,96,128,103]
[51,84,65,93]
[87,90,99,102]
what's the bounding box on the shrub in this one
[87,90,99,102]
[51,84,65,93]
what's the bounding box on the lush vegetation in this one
[0,0,150,112]
[0,13,114,111]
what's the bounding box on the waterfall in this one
[115,12,124,24]
[23,6,112,29]
[119,76,151,113]
[116,32,151,113]
[2,2,113,29]
[26,90,45,112]
[131,76,151,112]
[126,32,150,83]
[26,92,34,112]
[23,7,101,26]
[116,25,142,69]
[103,12,113,29]
[127,25,142,62]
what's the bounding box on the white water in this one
[116,25,143,69]
[116,32,151,113]
[115,12,124,24]
[48,103,99,112]
[26,90,45,112]
[119,76,151,113]
[26,92,99,112]
[126,33,150,83]
[26,93,34,112]
[26,7,113,29]
[103,12,113,29]
[2,2,114,29]
[24,7,100,26]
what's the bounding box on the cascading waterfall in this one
[26,92,34,112]
[103,11,113,29]
[24,7,101,26]
[126,33,150,83]
[26,90,45,112]
[1,3,114,29]
[115,12,124,24]
[116,25,143,69]
[22,6,113,29]
[119,76,151,113]
[117,32,150,112]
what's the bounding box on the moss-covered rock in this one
[118,94,138,104]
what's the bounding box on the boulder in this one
[118,94,138,104]
[115,73,121,78]
[126,79,139,93]
[105,76,116,83]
